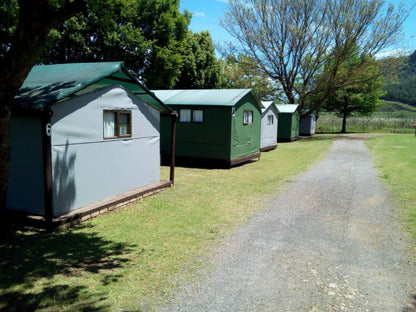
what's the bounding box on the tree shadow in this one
[0,224,136,311]
[53,140,77,216]
[15,81,79,110]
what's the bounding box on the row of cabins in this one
[6,62,315,227]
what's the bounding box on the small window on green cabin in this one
[103,110,132,139]
[243,110,253,125]
[267,115,274,125]
[179,109,191,122]
[192,110,204,123]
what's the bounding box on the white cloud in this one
[193,11,206,17]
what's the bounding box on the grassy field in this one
[316,100,416,134]
[366,134,416,244]
[0,137,333,312]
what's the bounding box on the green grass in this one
[366,134,416,244]
[0,136,333,312]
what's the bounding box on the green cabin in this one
[276,104,300,142]
[153,89,263,167]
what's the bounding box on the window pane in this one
[119,113,129,124]
[244,111,253,124]
[267,115,274,125]
[193,110,203,123]
[103,112,116,138]
[179,109,191,122]
[119,112,131,136]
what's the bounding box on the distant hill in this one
[380,50,416,107]
[376,100,416,119]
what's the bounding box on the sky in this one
[179,0,416,56]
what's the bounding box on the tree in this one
[0,0,89,220]
[174,31,224,89]
[323,51,385,132]
[41,0,191,89]
[221,54,283,100]
[220,0,407,115]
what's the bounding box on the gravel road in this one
[159,137,416,312]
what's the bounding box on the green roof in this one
[153,89,264,108]
[276,104,299,114]
[14,62,170,112]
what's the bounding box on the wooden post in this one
[42,108,54,231]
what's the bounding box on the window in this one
[179,109,204,123]
[192,110,204,123]
[267,115,274,125]
[243,110,253,125]
[103,110,132,139]
[179,109,191,122]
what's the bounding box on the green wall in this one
[161,105,232,160]
[277,111,300,141]
[160,93,261,162]
[230,94,262,160]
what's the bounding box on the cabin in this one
[300,110,316,136]
[276,104,300,142]
[153,89,263,168]
[8,62,174,227]
[260,101,279,152]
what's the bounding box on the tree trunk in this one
[341,111,347,133]
[0,0,86,232]
[341,98,349,133]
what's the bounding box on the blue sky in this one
[180,0,416,55]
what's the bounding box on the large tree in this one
[221,54,283,100]
[0,0,88,222]
[174,31,224,89]
[42,0,191,89]
[322,51,385,132]
[221,0,407,115]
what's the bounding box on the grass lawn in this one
[366,134,416,246]
[0,136,332,312]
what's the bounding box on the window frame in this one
[267,114,274,125]
[243,110,253,125]
[103,110,132,139]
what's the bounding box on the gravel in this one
[158,137,416,312]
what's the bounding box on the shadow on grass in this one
[0,224,136,311]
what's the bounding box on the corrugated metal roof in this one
[14,62,170,112]
[153,89,263,108]
[276,104,299,113]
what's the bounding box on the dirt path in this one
[159,138,416,312]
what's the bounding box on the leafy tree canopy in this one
[321,48,385,132]
[41,0,191,89]
[221,54,283,101]
[174,31,224,89]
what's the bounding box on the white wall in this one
[51,86,161,216]
[261,105,278,149]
